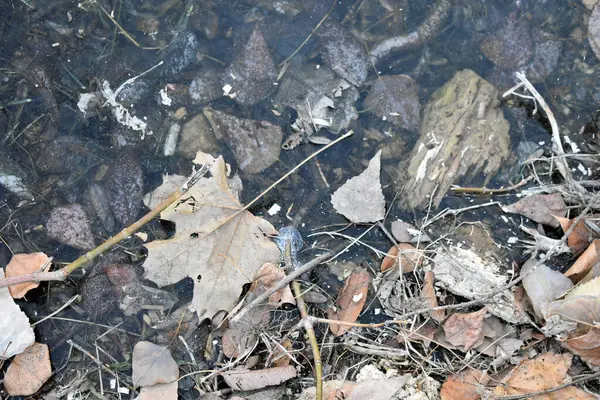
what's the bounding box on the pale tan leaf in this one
[565,276,600,300]
[138,382,178,400]
[221,366,296,391]
[132,341,179,387]
[142,154,280,319]
[521,257,573,320]
[443,308,487,351]
[327,268,370,336]
[298,376,412,400]
[493,352,595,399]
[4,343,52,396]
[5,252,51,298]
[564,327,600,366]
[331,150,385,223]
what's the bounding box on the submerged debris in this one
[398,69,510,209]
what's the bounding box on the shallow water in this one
[0,0,598,394]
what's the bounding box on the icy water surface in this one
[0,0,599,396]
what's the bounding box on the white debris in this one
[222,84,236,99]
[159,87,173,106]
[267,203,281,216]
[563,135,581,153]
[77,92,100,115]
[163,123,180,156]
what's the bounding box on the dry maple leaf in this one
[142,154,280,319]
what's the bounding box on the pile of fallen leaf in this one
[3,149,600,399]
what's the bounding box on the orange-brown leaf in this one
[555,214,600,255]
[493,352,595,399]
[5,253,51,299]
[327,268,370,336]
[381,243,424,273]
[565,240,600,282]
[564,327,600,366]
[441,369,489,400]
[422,271,445,322]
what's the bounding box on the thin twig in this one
[0,165,210,288]
[451,175,534,194]
[277,0,337,68]
[242,131,353,212]
[96,3,162,50]
[503,73,584,194]
[421,201,502,229]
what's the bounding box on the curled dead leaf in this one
[555,214,600,254]
[327,268,370,336]
[381,243,424,273]
[564,239,600,282]
[502,193,566,228]
[223,263,295,358]
[422,271,445,322]
[5,253,51,298]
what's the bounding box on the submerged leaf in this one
[502,193,566,228]
[331,150,385,223]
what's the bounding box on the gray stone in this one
[204,109,282,174]
[177,114,220,159]
[364,75,421,132]
[47,204,95,250]
[318,23,369,86]
[223,28,277,106]
[189,67,222,105]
